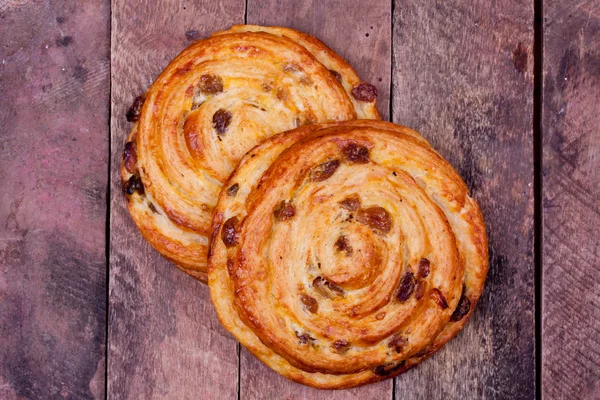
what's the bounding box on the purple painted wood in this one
[108,1,245,398]
[542,1,600,398]
[0,1,110,399]
[392,0,535,398]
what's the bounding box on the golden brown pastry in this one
[120,25,380,282]
[208,120,488,389]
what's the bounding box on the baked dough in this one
[208,120,488,388]
[120,25,380,282]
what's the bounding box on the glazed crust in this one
[120,25,380,281]
[208,120,488,389]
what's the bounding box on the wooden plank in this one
[0,1,109,399]
[392,1,535,398]
[542,1,600,398]
[108,1,245,398]
[240,1,393,398]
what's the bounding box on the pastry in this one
[208,120,488,388]
[121,25,380,282]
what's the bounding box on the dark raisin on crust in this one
[300,294,318,313]
[334,235,353,255]
[357,206,392,234]
[339,195,361,211]
[221,216,239,247]
[418,258,430,278]
[123,141,138,174]
[450,289,471,321]
[274,200,296,221]
[351,82,378,102]
[148,202,159,214]
[329,69,342,83]
[295,331,315,344]
[414,280,426,300]
[309,159,340,182]
[430,288,449,309]
[332,340,350,352]
[388,334,408,353]
[213,109,232,135]
[199,74,224,94]
[342,143,370,164]
[123,175,144,195]
[313,276,345,298]
[126,94,146,122]
[374,361,406,376]
[226,183,239,197]
[397,271,416,302]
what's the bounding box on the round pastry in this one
[208,120,488,389]
[120,25,380,282]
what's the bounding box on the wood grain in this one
[239,1,393,398]
[0,1,109,399]
[108,1,245,399]
[247,0,392,121]
[542,1,600,398]
[391,1,535,398]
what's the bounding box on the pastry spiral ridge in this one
[208,120,488,388]
[121,26,380,281]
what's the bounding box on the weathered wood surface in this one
[107,1,245,399]
[542,1,600,398]
[392,0,535,399]
[10,0,600,398]
[239,1,393,398]
[0,1,110,399]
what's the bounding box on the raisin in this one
[430,288,448,309]
[309,159,340,182]
[357,206,392,234]
[342,143,370,164]
[450,290,471,321]
[213,109,232,135]
[329,69,342,83]
[339,195,361,211]
[126,94,146,122]
[388,334,408,353]
[199,74,223,94]
[148,202,158,214]
[418,258,430,278]
[295,331,314,344]
[414,280,426,300]
[313,276,344,298]
[374,361,406,376]
[274,200,296,221]
[351,82,378,102]
[300,294,318,313]
[226,183,239,197]
[396,271,415,302]
[123,175,144,195]
[334,235,353,256]
[332,340,350,352]
[123,141,137,174]
[221,217,239,247]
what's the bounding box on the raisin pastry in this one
[208,120,488,388]
[121,25,380,282]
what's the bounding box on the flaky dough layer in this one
[208,120,488,389]
[120,26,380,281]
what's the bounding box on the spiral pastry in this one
[120,25,380,281]
[208,120,488,388]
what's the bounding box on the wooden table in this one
[1,0,598,398]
